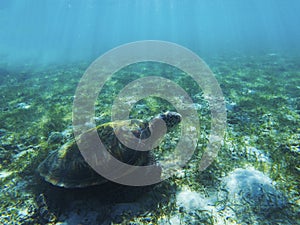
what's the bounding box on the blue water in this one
[1,0,300,67]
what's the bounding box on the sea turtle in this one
[38,111,182,188]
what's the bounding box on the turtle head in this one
[157,111,182,129]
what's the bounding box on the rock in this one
[176,189,211,211]
[16,102,31,109]
[172,188,218,225]
[222,168,287,217]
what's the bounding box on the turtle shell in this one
[38,112,181,188]
[38,120,152,188]
[37,140,105,188]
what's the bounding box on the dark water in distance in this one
[0,0,300,68]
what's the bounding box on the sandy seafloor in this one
[0,53,299,225]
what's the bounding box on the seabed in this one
[0,53,299,224]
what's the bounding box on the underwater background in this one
[0,0,299,224]
[1,0,300,67]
